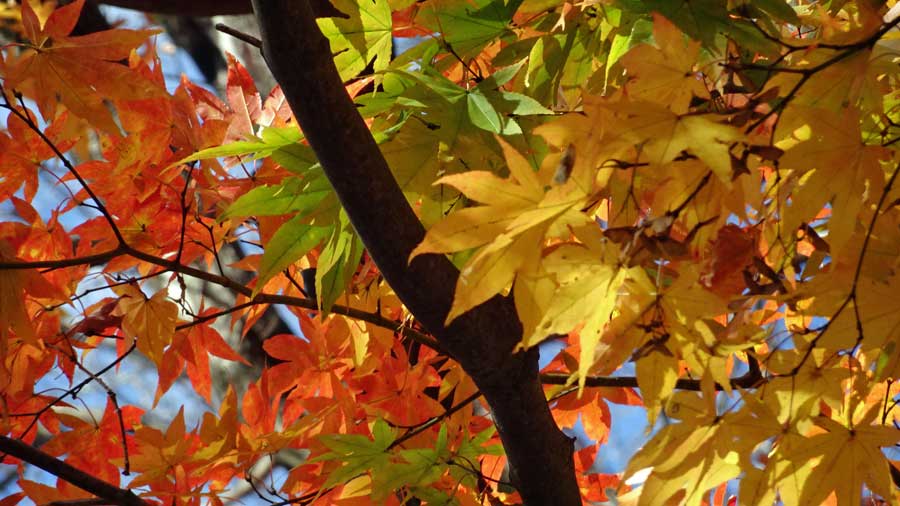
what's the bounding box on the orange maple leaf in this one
[6,0,164,132]
[0,110,75,201]
[42,399,143,477]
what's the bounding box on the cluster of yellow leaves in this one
[414,5,900,505]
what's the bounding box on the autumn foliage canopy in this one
[3,0,900,504]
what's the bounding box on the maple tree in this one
[4,0,900,504]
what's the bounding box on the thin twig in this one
[215,23,262,48]
[390,390,482,449]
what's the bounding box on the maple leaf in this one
[0,110,75,201]
[158,314,248,404]
[0,238,66,350]
[777,106,889,254]
[702,224,759,298]
[635,349,679,427]
[19,480,93,506]
[415,0,516,60]
[317,0,392,81]
[573,445,621,503]
[413,139,590,324]
[619,14,708,114]
[789,413,900,506]
[112,283,178,368]
[552,388,612,443]
[741,447,813,506]
[373,425,452,501]
[354,342,444,426]
[611,100,743,184]
[224,53,262,142]
[6,0,164,132]
[627,392,780,506]
[42,399,143,475]
[261,317,355,403]
[765,349,851,421]
[766,43,891,113]
[312,418,396,488]
[191,387,242,464]
[0,267,37,346]
[527,226,644,390]
[128,407,198,490]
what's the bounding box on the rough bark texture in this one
[249,2,581,505]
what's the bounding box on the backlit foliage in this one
[2,0,900,505]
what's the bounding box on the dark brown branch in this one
[249,2,581,505]
[215,23,262,48]
[0,248,125,270]
[0,435,149,506]
[540,354,765,390]
[96,0,253,15]
[6,233,775,393]
[95,0,346,19]
[0,245,445,354]
[47,499,111,506]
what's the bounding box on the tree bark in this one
[248,2,581,505]
[97,0,345,19]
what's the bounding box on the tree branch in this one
[249,2,581,505]
[0,435,149,506]
[96,0,253,15]
[540,355,764,390]
[95,0,346,19]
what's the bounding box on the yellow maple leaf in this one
[525,225,644,390]
[412,139,588,324]
[635,349,679,427]
[624,392,770,506]
[612,101,743,184]
[789,414,900,506]
[738,399,812,506]
[113,284,178,367]
[410,139,546,260]
[619,13,708,114]
[445,226,543,324]
[777,106,889,254]
[128,407,193,489]
[765,349,851,421]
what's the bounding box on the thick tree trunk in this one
[249,2,581,505]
